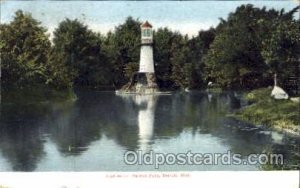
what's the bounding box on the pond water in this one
[0,91,299,171]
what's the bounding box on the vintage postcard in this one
[0,0,299,187]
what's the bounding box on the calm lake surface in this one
[0,91,299,171]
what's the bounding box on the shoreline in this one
[232,88,300,137]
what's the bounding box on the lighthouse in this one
[117,21,159,94]
[139,21,155,73]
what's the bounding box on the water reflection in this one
[120,95,157,152]
[136,95,156,151]
[0,91,299,171]
[0,103,47,171]
[46,100,102,155]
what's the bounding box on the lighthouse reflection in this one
[117,94,157,152]
[135,95,157,152]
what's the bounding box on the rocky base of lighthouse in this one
[117,72,159,94]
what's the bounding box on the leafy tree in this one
[46,49,74,89]
[261,9,300,91]
[187,28,216,88]
[170,34,191,88]
[51,19,112,88]
[102,17,141,88]
[124,62,139,80]
[153,27,175,88]
[203,4,281,89]
[0,10,51,88]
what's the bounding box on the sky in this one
[1,1,298,38]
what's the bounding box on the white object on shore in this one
[271,73,288,100]
[271,86,289,99]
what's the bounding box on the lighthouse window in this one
[143,29,151,37]
[142,29,147,37]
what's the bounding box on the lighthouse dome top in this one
[141,21,152,28]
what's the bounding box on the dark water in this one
[0,91,299,171]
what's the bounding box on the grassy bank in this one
[233,88,300,136]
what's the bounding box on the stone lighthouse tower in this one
[117,21,159,94]
[139,21,155,73]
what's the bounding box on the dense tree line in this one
[204,5,300,90]
[1,5,299,92]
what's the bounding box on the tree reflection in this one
[46,93,104,156]
[0,103,47,171]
